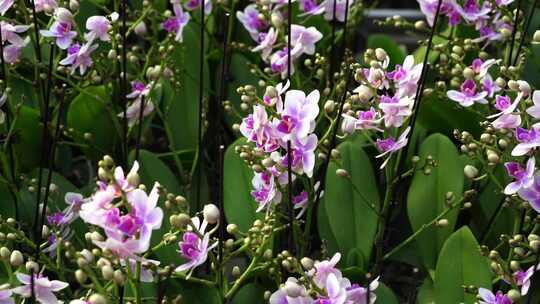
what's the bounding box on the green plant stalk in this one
[383,198,464,260]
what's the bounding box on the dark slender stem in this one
[218,144,225,299]
[121,0,128,164]
[393,0,443,180]
[30,269,35,303]
[508,0,523,66]
[37,86,65,249]
[340,0,349,59]
[28,0,46,110]
[33,45,55,254]
[196,0,205,209]
[329,0,338,87]
[134,95,146,162]
[0,22,19,220]
[512,0,538,66]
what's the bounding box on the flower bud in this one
[134,21,147,36]
[464,165,479,179]
[126,171,140,187]
[0,247,10,260]
[463,67,474,79]
[436,219,449,227]
[283,281,302,298]
[75,269,88,284]
[324,100,335,113]
[54,7,74,23]
[300,257,314,270]
[101,265,114,280]
[232,266,241,278]
[336,169,349,178]
[69,0,79,11]
[89,293,107,304]
[534,30,540,43]
[226,224,238,234]
[10,250,23,267]
[271,12,283,27]
[203,204,220,224]
[518,80,531,96]
[375,48,388,62]
[25,261,39,273]
[507,289,520,302]
[113,270,125,285]
[414,20,427,30]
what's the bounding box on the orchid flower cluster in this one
[341,50,423,168]
[236,0,357,79]
[269,253,378,304]
[238,82,320,215]
[417,0,515,45]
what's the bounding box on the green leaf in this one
[367,34,406,68]
[375,283,399,304]
[67,86,117,159]
[417,277,436,304]
[223,139,260,232]
[324,135,380,268]
[168,281,221,304]
[317,195,340,255]
[129,149,182,263]
[12,106,43,171]
[434,226,492,304]
[166,23,209,151]
[231,283,265,303]
[407,133,464,270]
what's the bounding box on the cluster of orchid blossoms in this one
[417,0,514,45]
[236,0,357,79]
[341,50,423,168]
[239,81,319,215]
[269,253,378,304]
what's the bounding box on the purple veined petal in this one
[49,280,69,291]
[533,90,540,106]
[478,288,496,302]
[36,290,58,304]
[447,90,467,104]
[527,105,540,119]
[504,181,521,195]
[16,273,31,284]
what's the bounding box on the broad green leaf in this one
[67,86,118,159]
[417,277,436,304]
[166,23,209,151]
[375,283,399,304]
[231,283,265,303]
[13,106,43,171]
[324,135,380,268]
[434,226,492,304]
[129,149,182,263]
[169,281,221,304]
[407,133,464,270]
[223,139,259,232]
[367,34,406,68]
[317,195,340,255]
[0,183,15,219]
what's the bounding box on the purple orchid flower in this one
[12,273,69,304]
[511,127,540,156]
[85,16,111,42]
[288,133,318,177]
[341,107,382,133]
[387,55,423,97]
[290,24,323,56]
[492,113,521,130]
[514,265,537,295]
[323,0,355,22]
[240,105,279,152]
[378,95,413,128]
[526,90,540,119]
[40,8,77,49]
[315,273,348,304]
[483,75,501,98]
[504,157,535,195]
[376,127,411,168]
[35,0,57,12]
[161,2,190,42]
[270,47,298,79]
[488,94,522,119]
[518,172,540,213]
[457,0,491,23]
[0,290,13,304]
[264,80,289,111]
[276,89,320,141]
[417,0,462,26]
[1,21,30,47]
[252,28,278,61]
[478,288,512,304]
[175,216,217,277]
[184,0,212,15]
[59,42,98,75]
[269,278,312,304]
[251,171,282,212]
[471,58,496,78]
[0,0,13,15]
[91,183,163,258]
[299,0,325,16]
[447,79,488,107]
[236,4,268,41]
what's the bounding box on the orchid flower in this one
[514,265,537,296]
[290,24,323,56]
[162,1,190,42]
[175,216,217,277]
[376,127,411,168]
[252,28,278,61]
[0,0,13,15]
[518,172,540,213]
[477,288,512,304]
[447,79,488,107]
[59,42,98,75]
[504,157,535,195]
[511,127,540,156]
[12,273,69,304]
[85,16,111,42]
[40,8,77,49]
[0,290,13,304]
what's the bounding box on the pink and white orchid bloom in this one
[12,273,69,304]
[175,216,217,277]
